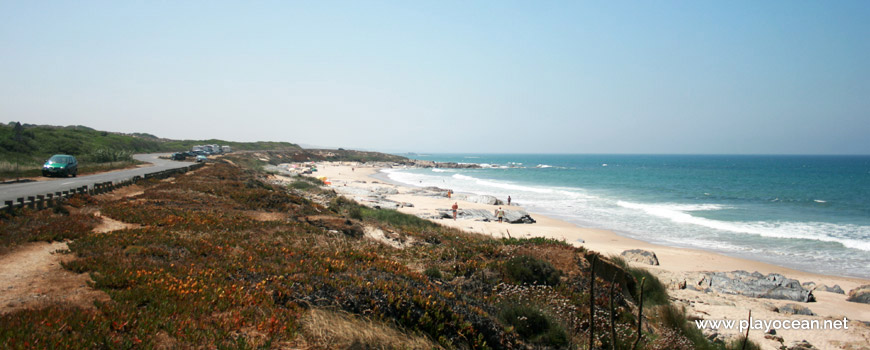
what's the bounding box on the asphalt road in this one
[0,154,195,206]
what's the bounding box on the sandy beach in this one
[298,162,870,350]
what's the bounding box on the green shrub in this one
[288,180,313,190]
[610,256,669,306]
[288,176,324,191]
[360,208,438,231]
[498,303,568,347]
[87,148,132,163]
[423,267,442,279]
[501,237,570,247]
[347,206,363,221]
[726,336,761,350]
[504,255,561,286]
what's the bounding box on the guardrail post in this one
[27,196,35,209]
[17,197,25,208]
[46,194,54,208]
[36,195,45,210]
[62,190,69,198]
[4,200,13,214]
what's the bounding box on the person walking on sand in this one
[507,196,511,206]
[452,202,459,220]
[496,207,505,223]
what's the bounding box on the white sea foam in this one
[617,201,729,212]
[385,169,870,253]
[451,174,557,194]
[617,201,870,252]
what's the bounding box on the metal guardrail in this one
[1,162,205,215]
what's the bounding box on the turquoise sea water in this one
[383,154,870,278]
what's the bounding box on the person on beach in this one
[451,202,459,220]
[496,207,505,223]
[507,196,511,206]
[447,190,452,199]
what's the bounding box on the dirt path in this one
[0,241,109,314]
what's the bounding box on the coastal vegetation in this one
[0,123,408,181]
[0,122,301,180]
[610,256,669,307]
[0,151,757,349]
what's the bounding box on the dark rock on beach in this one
[436,208,535,224]
[503,210,536,224]
[620,249,660,266]
[847,284,870,304]
[816,284,845,294]
[788,340,817,349]
[778,303,816,316]
[802,282,846,294]
[694,271,815,302]
[452,193,502,205]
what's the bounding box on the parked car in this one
[196,155,207,163]
[42,154,78,177]
[171,152,186,160]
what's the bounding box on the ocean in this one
[382,154,870,279]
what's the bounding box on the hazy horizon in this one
[2,1,868,155]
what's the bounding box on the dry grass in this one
[300,308,441,350]
[514,245,585,278]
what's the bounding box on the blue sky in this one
[1,1,868,154]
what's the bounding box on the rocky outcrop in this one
[502,210,536,224]
[693,271,815,302]
[436,208,494,221]
[405,187,449,197]
[802,282,845,294]
[435,208,536,224]
[847,284,870,304]
[816,284,845,294]
[371,186,399,195]
[452,194,502,205]
[620,249,659,266]
[410,160,481,169]
[331,186,409,209]
[778,303,816,316]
